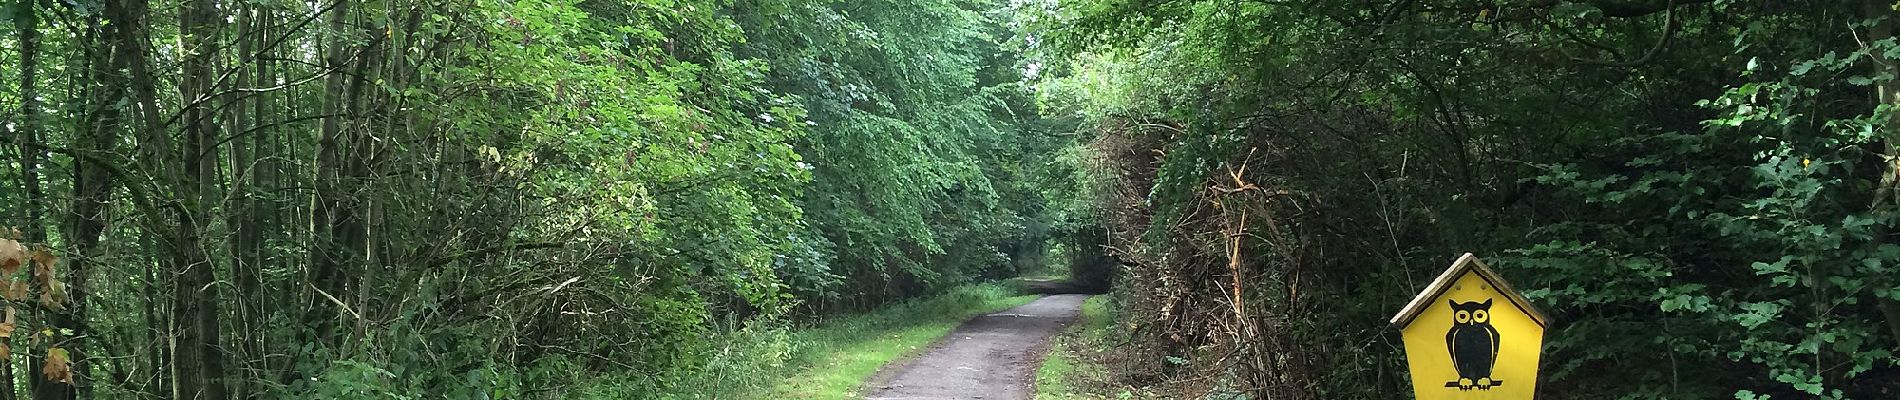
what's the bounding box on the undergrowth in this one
[1037,296,1135,399]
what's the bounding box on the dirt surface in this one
[863,294,1090,400]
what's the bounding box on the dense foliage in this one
[6,0,1896,398]
[0,0,1051,397]
[1031,0,1900,399]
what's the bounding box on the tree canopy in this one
[1,0,1897,398]
[0,0,1059,396]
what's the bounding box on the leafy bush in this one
[1032,0,1900,398]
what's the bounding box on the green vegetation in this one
[1,0,1897,398]
[1035,296,1116,400]
[0,0,1064,397]
[1034,0,1900,399]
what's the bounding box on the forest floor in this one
[861,294,1090,400]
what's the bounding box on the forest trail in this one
[862,294,1090,400]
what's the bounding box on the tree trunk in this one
[40,2,131,398]
[341,7,386,344]
[16,0,45,244]
[114,0,171,393]
[225,6,264,398]
[173,0,229,395]
[310,0,360,347]
[10,0,43,398]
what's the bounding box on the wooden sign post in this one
[1390,253,1550,399]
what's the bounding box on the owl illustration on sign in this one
[1445,299,1501,390]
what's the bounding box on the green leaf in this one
[1751,258,1791,276]
[1790,61,1814,76]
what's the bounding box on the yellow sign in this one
[1390,253,1550,399]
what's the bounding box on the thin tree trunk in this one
[16,0,45,244]
[117,3,172,394]
[225,6,264,398]
[310,0,358,347]
[252,8,295,387]
[341,5,385,345]
[140,239,166,397]
[39,3,127,398]
[8,0,43,398]
[173,0,229,395]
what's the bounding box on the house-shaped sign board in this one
[1390,253,1550,400]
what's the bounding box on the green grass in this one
[1035,295,1115,399]
[1035,342,1082,397]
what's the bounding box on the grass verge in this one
[1035,295,1116,399]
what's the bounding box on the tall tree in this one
[310,0,363,347]
[10,0,44,397]
[172,0,228,394]
[14,0,44,242]
[41,0,117,395]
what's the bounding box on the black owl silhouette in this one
[1445,299,1502,390]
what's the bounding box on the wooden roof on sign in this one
[1389,253,1551,329]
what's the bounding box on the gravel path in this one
[862,294,1090,400]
